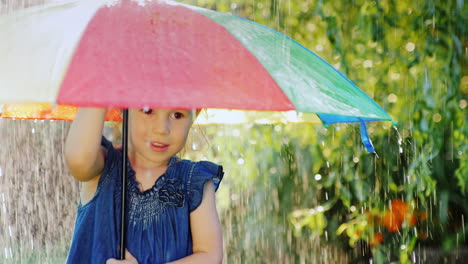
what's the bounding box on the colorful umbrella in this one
[0,0,391,122]
[0,0,392,259]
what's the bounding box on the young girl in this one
[64,108,224,264]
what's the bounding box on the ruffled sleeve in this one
[77,136,118,207]
[100,136,119,174]
[95,136,119,193]
[187,161,224,212]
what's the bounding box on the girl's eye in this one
[141,108,153,115]
[171,112,184,119]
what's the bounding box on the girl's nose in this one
[152,117,170,135]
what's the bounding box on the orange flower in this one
[381,199,411,232]
[409,212,417,226]
[370,232,384,247]
[382,211,401,232]
[391,199,409,220]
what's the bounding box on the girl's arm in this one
[167,181,223,264]
[65,107,107,182]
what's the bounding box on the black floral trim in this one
[158,178,185,208]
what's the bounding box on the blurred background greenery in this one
[0,0,466,263]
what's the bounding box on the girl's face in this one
[128,108,194,167]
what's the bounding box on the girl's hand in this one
[106,249,138,264]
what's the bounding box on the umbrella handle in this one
[120,109,128,260]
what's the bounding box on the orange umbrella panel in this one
[1,104,122,121]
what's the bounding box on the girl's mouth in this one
[150,141,169,152]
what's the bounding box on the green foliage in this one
[182,0,467,262]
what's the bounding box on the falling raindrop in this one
[232,129,240,137]
[231,194,239,201]
[460,99,467,109]
[393,126,404,153]
[462,215,465,241]
[405,42,415,52]
[191,142,198,150]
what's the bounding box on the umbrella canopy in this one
[0,0,391,126]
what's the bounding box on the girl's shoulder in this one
[171,158,223,185]
[170,158,224,212]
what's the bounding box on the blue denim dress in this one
[67,137,223,264]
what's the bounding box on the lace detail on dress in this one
[128,176,186,228]
[158,178,184,207]
[127,157,185,229]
